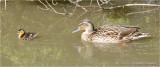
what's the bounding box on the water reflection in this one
[76,41,136,58]
[74,40,156,66]
[76,39,157,66]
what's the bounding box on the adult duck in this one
[72,19,150,43]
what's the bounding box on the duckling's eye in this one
[18,31,24,34]
[20,30,24,32]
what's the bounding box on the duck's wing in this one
[96,25,141,37]
[24,32,38,39]
[20,32,38,40]
[27,32,38,37]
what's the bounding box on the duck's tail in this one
[33,33,39,38]
[132,33,151,40]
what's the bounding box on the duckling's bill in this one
[72,27,80,33]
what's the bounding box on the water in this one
[1,1,160,66]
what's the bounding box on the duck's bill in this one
[72,28,80,33]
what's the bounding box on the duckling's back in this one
[22,32,38,40]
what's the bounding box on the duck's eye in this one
[83,23,88,26]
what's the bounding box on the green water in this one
[1,1,160,66]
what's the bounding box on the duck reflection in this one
[75,40,137,59]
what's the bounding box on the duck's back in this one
[22,32,38,40]
[97,25,140,33]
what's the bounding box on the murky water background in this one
[1,1,160,66]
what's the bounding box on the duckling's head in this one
[72,19,95,33]
[17,29,25,38]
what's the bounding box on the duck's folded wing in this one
[97,25,141,37]
[27,32,38,37]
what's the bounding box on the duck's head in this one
[17,29,25,38]
[72,19,95,33]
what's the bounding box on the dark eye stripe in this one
[79,23,83,26]
[79,23,89,27]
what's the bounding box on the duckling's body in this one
[17,29,38,40]
[72,19,150,43]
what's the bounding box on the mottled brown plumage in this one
[17,29,38,40]
[72,19,150,43]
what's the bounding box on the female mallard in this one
[17,29,38,40]
[72,19,150,43]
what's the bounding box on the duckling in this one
[17,29,38,40]
[72,19,150,43]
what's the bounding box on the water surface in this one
[1,1,160,66]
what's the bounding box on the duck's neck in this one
[81,24,95,41]
[81,27,94,41]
